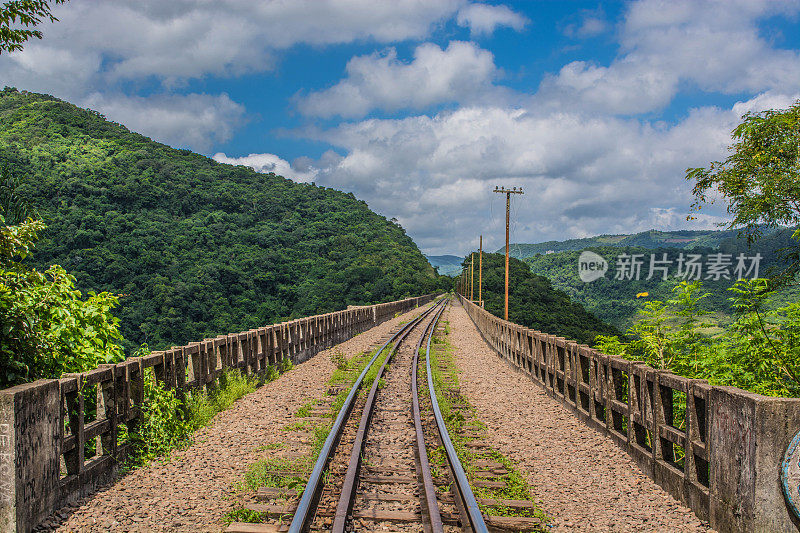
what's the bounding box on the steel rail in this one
[425,299,489,533]
[412,305,445,532]
[331,298,445,532]
[288,301,440,533]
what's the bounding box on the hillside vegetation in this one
[523,228,799,329]
[0,88,443,353]
[464,253,619,344]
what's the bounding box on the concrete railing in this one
[0,294,435,532]
[458,294,800,533]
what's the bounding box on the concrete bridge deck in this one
[446,302,711,532]
[33,302,712,532]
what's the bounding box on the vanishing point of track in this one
[226,297,490,532]
[289,297,487,532]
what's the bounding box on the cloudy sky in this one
[2,1,799,255]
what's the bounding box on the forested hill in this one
[469,253,619,344]
[0,88,442,352]
[524,228,799,330]
[503,228,752,258]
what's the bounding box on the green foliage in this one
[278,357,293,373]
[0,214,124,387]
[468,252,619,344]
[687,100,800,279]
[224,508,269,525]
[131,366,261,466]
[524,230,799,330]
[0,166,33,224]
[721,279,800,396]
[598,281,710,373]
[129,368,191,465]
[0,2,66,54]
[0,89,442,354]
[599,279,800,397]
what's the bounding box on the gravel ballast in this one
[43,305,429,533]
[445,300,714,532]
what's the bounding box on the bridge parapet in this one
[458,294,800,533]
[0,294,435,532]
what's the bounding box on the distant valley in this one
[515,227,799,330]
[425,254,463,276]
[498,228,753,258]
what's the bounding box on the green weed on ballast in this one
[330,349,348,370]
[282,419,314,432]
[425,331,549,530]
[185,369,258,431]
[243,421,331,493]
[295,399,319,418]
[279,357,294,373]
[224,507,269,525]
[244,454,312,492]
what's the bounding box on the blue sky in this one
[2,1,799,255]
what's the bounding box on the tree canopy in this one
[686,100,800,278]
[462,252,619,344]
[0,0,65,53]
[0,88,445,354]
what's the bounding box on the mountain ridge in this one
[0,87,444,352]
[499,228,763,258]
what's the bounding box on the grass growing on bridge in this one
[129,363,285,467]
[185,369,260,431]
[227,345,385,524]
[424,320,550,531]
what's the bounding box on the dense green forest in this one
[461,252,619,344]
[523,228,799,329]
[0,88,446,354]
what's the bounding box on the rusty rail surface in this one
[288,300,440,532]
[330,299,446,532]
[412,302,446,532]
[425,300,488,532]
[0,294,435,533]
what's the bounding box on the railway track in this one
[227,298,538,532]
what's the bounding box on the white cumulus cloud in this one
[212,152,318,183]
[82,93,247,152]
[299,93,796,254]
[539,0,800,115]
[297,41,502,118]
[456,3,528,36]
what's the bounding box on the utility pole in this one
[493,186,524,321]
[470,253,474,301]
[478,235,483,307]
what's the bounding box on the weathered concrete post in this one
[710,386,800,532]
[0,379,60,533]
